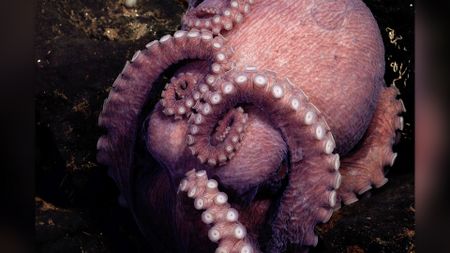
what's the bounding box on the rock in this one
[35,197,107,253]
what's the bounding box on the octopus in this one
[97,0,405,252]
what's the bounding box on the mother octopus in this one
[97,0,405,252]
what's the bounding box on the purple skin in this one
[97,0,405,252]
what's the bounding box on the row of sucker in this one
[181,67,341,250]
[179,169,255,253]
[96,28,227,196]
[161,72,199,119]
[183,0,256,34]
[337,86,406,205]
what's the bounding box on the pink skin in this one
[97,0,404,252]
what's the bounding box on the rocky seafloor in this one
[35,0,415,252]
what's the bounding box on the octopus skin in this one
[96,0,405,252]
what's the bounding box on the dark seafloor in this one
[34,0,415,252]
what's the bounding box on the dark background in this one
[2,0,443,252]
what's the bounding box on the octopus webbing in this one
[96,0,405,252]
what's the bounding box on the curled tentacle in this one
[161,72,200,119]
[97,29,229,204]
[179,169,257,253]
[187,106,248,166]
[185,67,341,251]
[212,107,247,145]
[183,0,255,34]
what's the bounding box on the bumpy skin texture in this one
[97,0,404,252]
